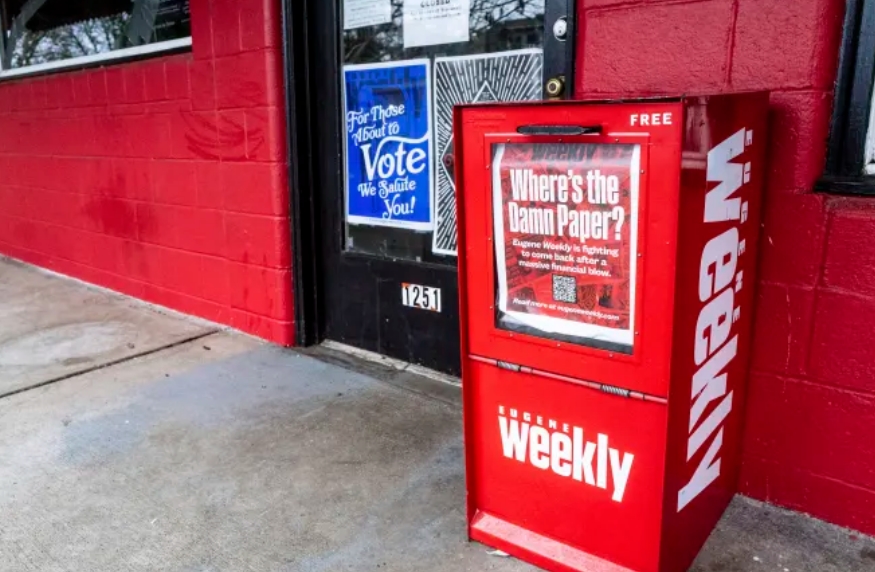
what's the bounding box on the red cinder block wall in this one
[0,0,294,344]
[576,0,875,535]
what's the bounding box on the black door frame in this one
[281,0,322,346]
[281,0,578,350]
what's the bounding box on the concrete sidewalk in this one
[0,259,215,397]
[1,258,874,572]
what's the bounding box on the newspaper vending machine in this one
[455,94,769,572]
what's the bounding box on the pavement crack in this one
[0,330,220,401]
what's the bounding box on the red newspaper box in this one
[455,94,769,572]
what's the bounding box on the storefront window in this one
[341,0,546,263]
[0,0,190,74]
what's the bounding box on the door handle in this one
[545,75,566,99]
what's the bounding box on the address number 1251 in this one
[401,283,441,313]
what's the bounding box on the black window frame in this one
[819,0,875,195]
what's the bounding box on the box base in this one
[470,511,636,572]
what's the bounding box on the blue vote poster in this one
[343,60,434,230]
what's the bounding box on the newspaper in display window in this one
[492,142,641,352]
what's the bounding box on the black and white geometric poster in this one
[432,49,543,256]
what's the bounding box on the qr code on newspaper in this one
[552,274,577,304]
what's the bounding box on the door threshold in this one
[320,341,461,388]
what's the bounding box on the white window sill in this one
[0,37,192,81]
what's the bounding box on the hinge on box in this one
[496,360,522,372]
[468,354,668,405]
[599,384,632,398]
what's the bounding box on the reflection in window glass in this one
[344,0,544,64]
[1,0,191,70]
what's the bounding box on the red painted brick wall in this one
[576,0,875,535]
[0,0,294,344]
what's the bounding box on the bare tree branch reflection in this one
[11,15,127,67]
[344,0,544,63]
[2,0,190,69]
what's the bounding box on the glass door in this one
[307,0,570,375]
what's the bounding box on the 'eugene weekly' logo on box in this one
[678,128,753,512]
[497,405,635,503]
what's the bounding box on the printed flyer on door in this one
[492,143,641,349]
[432,49,543,256]
[343,60,434,230]
[344,0,392,30]
[403,0,470,48]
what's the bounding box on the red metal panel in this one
[659,94,769,572]
[466,359,667,572]
[456,101,684,399]
[471,512,637,572]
